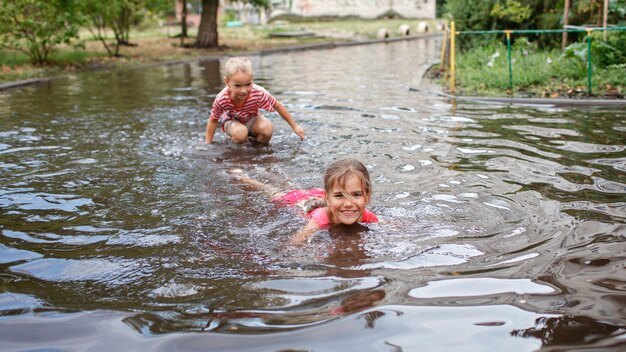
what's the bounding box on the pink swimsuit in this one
[275,188,379,228]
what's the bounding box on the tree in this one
[0,0,80,65]
[436,0,447,18]
[443,0,497,49]
[491,0,532,27]
[444,0,569,49]
[79,0,145,56]
[80,0,170,57]
[195,0,269,48]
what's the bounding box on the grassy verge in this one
[432,41,625,99]
[0,50,111,83]
[0,18,437,85]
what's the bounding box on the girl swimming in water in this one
[230,158,379,245]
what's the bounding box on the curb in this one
[409,87,626,106]
[0,77,56,91]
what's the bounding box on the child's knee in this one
[228,125,249,143]
[231,134,248,144]
[255,133,272,143]
[255,119,273,135]
[256,127,273,143]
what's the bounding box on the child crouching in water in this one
[205,56,305,144]
[230,158,379,245]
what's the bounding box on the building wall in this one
[174,0,436,27]
[270,0,435,19]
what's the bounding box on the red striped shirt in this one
[210,84,276,124]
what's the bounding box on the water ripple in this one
[0,244,43,264]
[9,258,151,285]
[0,38,624,348]
[0,190,94,212]
[409,278,555,298]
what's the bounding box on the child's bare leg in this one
[228,169,282,197]
[225,120,249,144]
[266,166,297,190]
[250,116,273,144]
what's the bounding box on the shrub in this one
[0,0,80,65]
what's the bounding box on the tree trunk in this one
[603,0,608,40]
[599,0,606,27]
[196,0,219,48]
[562,0,570,51]
[602,0,608,29]
[181,0,188,38]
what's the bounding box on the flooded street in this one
[0,37,625,351]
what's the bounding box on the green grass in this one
[48,50,108,66]
[1,49,104,67]
[449,43,624,98]
[0,48,110,83]
[0,51,30,66]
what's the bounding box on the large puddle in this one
[1,38,625,350]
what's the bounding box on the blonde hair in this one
[224,56,254,79]
[323,159,372,198]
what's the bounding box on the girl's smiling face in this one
[326,174,370,225]
[225,71,253,104]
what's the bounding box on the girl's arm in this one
[289,218,320,246]
[274,101,305,140]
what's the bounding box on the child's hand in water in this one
[228,168,243,174]
[288,233,309,246]
[289,220,319,246]
[293,124,305,140]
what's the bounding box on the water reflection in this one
[175,224,388,333]
[511,316,624,346]
[199,59,223,92]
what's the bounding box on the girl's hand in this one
[288,232,310,246]
[289,219,319,246]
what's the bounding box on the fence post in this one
[450,21,456,94]
[586,29,593,96]
[505,30,513,92]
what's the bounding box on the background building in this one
[175,0,436,27]
[270,0,435,20]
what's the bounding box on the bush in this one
[561,32,626,70]
[0,0,80,65]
